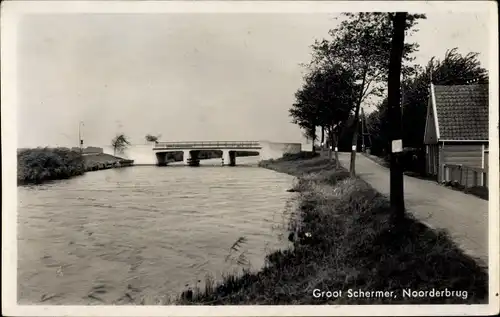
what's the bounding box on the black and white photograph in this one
[2,1,499,316]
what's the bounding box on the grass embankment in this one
[178,152,488,304]
[17,148,134,185]
[83,153,134,171]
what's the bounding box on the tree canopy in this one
[145,134,161,143]
[111,134,131,156]
[298,12,426,174]
[289,63,359,152]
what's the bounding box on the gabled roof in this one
[431,83,489,141]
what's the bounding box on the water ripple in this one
[17,159,296,305]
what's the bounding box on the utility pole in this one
[401,72,405,116]
[388,12,407,220]
[361,107,366,153]
[78,121,84,154]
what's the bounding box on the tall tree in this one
[314,65,359,166]
[387,12,407,219]
[308,12,425,176]
[111,134,131,156]
[289,64,358,160]
[289,93,320,153]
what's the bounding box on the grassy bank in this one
[17,148,86,185]
[83,153,134,171]
[178,153,488,304]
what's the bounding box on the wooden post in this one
[459,165,463,186]
[464,168,469,188]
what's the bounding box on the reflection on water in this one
[17,157,297,304]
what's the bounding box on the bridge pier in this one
[222,150,236,166]
[183,150,200,166]
[156,152,168,166]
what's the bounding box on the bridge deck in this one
[153,141,262,150]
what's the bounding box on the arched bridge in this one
[153,141,263,166]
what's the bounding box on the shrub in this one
[17,147,86,185]
[282,151,319,161]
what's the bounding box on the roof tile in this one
[434,84,489,140]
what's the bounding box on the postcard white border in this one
[2,1,499,316]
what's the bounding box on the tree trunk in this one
[321,127,325,150]
[350,66,369,176]
[311,128,316,154]
[327,126,333,159]
[388,12,407,220]
[333,132,339,169]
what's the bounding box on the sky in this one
[16,11,491,148]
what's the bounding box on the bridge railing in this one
[153,141,262,150]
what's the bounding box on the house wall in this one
[423,96,438,144]
[425,144,439,177]
[439,142,486,185]
[259,141,302,160]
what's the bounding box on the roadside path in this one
[337,153,489,265]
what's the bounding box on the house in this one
[423,82,489,183]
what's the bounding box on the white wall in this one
[259,140,302,160]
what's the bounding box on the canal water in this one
[17,157,297,304]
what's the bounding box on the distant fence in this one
[443,164,488,188]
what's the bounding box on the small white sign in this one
[334,147,338,152]
[352,145,357,151]
[392,139,403,153]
